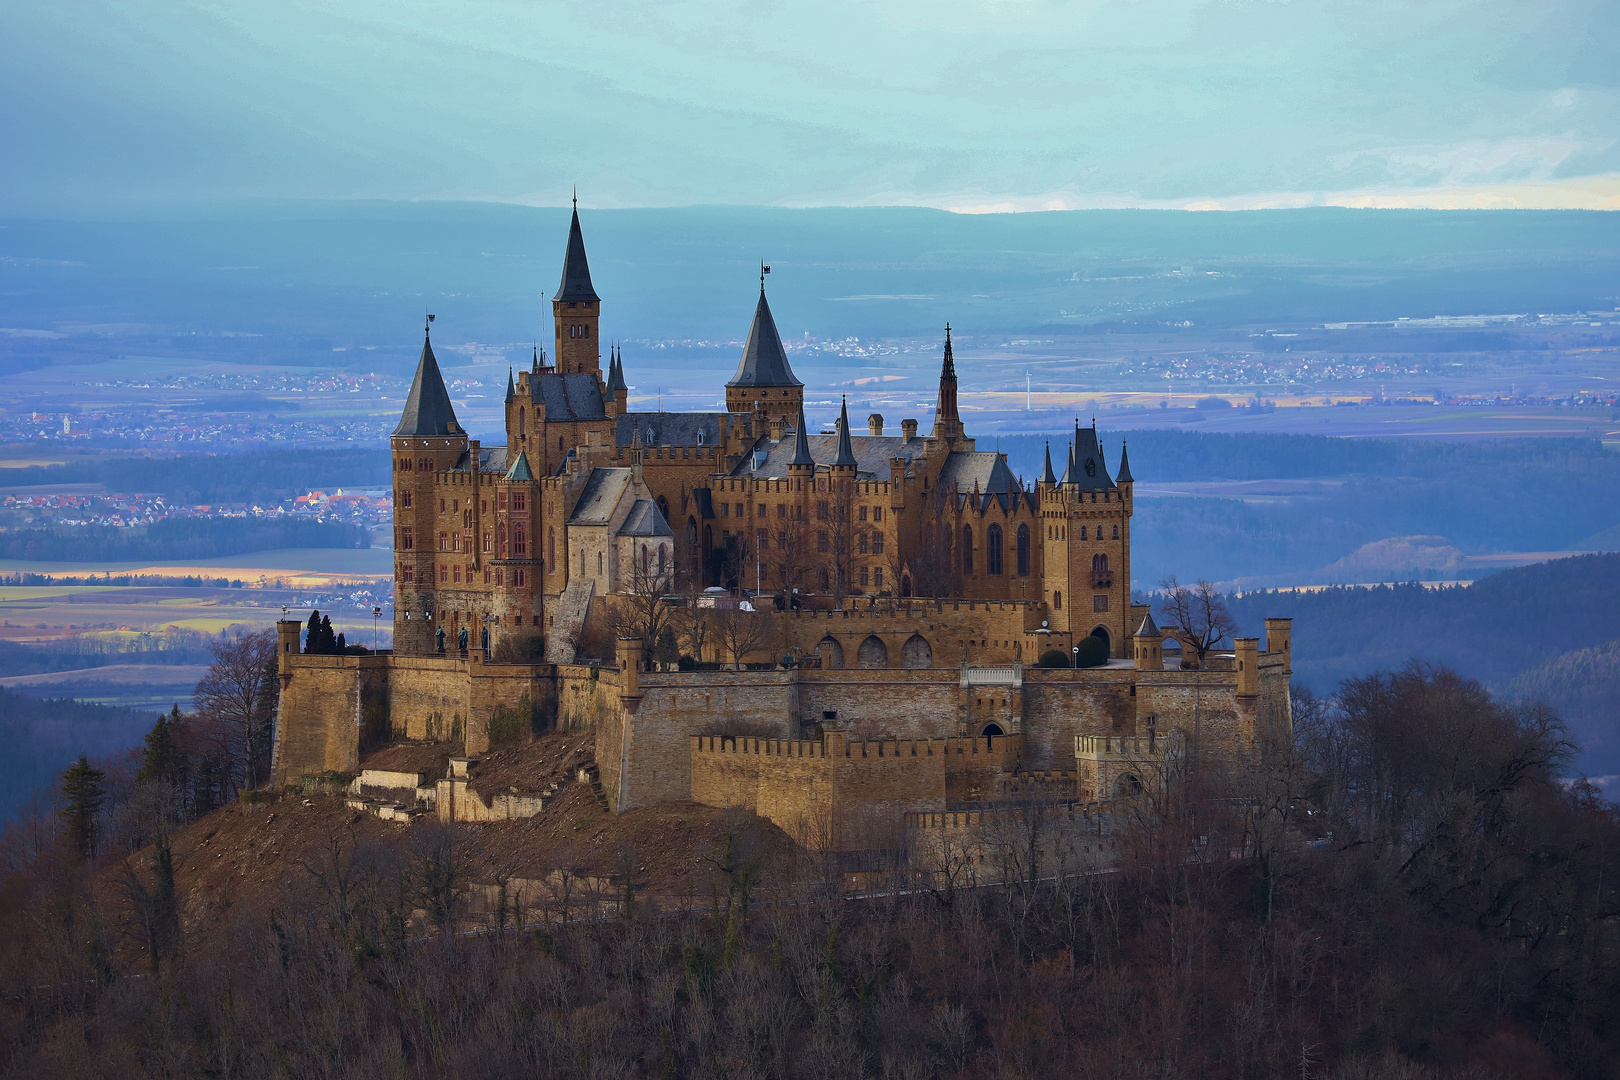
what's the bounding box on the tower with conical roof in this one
[931,325,964,445]
[391,318,470,656]
[1038,418,1133,657]
[725,275,803,423]
[552,194,602,378]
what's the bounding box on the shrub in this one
[1074,635,1109,668]
[1037,649,1070,668]
[492,633,546,663]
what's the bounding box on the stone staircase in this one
[577,764,609,812]
[546,579,595,663]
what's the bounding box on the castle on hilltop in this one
[271,207,1295,855]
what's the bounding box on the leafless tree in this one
[192,629,278,791]
[1157,575,1238,668]
[612,551,679,664]
[713,603,774,669]
[893,484,960,599]
[822,476,857,606]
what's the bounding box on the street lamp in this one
[372,606,382,651]
[1071,645,1079,669]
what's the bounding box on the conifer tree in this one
[304,610,323,653]
[319,614,338,654]
[336,631,347,652]
[61,754,107,859]
[137,705,188,788]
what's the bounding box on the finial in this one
[572,185,577,210]
[424,311,435,336]
[760,259,771,289]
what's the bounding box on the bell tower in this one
[552,193,602,378]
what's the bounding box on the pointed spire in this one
[1135,611,1161,639]
[933,323,961,439]
[1040,441,1056,484]
[833,396,858,469]
[789,404,815,468]
[556,202,599,302]
[1059,434,1077,486]
[394,329,460,437]
[942,323,957,380]
[504,449,534,481]
[1116,440,1134,484]
[728,287,802,388]
[607,343,628,392]
[504,366,515,404]
[531,344,541,376]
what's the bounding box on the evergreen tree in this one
[61,754,107,859]
[319,614,338,654]
[136,705,188,788]
[336,631,347,652]
[304,610,322,654]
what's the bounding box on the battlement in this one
[1075,732,1185,759]
[691,735,826,758]
[689,731,1023,763]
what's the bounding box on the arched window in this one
[1054,590,1062,610]
[658,544,668,575]
[1016,524,1030,576]
[1093,553,1109,573]
[546,527,554,572]
[1113,524,1119,539]
[961,526,974,573]
[518,407,526,438]
[559,436,564,452]
[987,524,1003,575]
[1081,525,1088,540]
[642,544,651,575]
[498,522,507,558]
[657,495,669,523]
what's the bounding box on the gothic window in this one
[463,509,473,529]
[858,533,869,555]
[398,490,411,508]
[513,493,526,512]
[962,526,975,573]
[817,530,829,553]
[1054,590,1062,610]
[642,544,651,575]
[513,525,527,556]
[518,407,526,438]
[499,493,508,511]
[874,567,883,587]
[873,531,885,555]
[547,528,554,572]
[483,531,492,553]
[439,531,448,551]
[1113,525,1119,539]
[499,523,507,558]
[657,495,669,522]
[1016,524,1030,576]
[987,524,1003,575]
[659,544,668,575]
[1081,525,1088,540]
[400,528,414,551]
[597,551,604,574]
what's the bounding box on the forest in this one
[8,449,389,505]
[0,665,1615,1079]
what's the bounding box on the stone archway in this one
[901,633,932,669]
[857,634,888,668]
[817,635,845,669]
[1115,773,1144,797]
[1091,625,1111,655]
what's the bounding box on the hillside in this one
[1225,552,1620,774]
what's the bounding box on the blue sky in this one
[3,0,1618,212]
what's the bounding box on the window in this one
[598,551,604,573]
[859,567,869,586]
[453,565,461,583]
[439,531,449,551]
[514,569,526,587]
[1093,553,1109,573]
[987,524,1003,575]
[1080,525,1088,540]
[547,528,555,572]
[873,532,885,554]
[874,567,883,587]
[452,499,459,513]
[858,533,869,555]
[859,506,868,521]
[1054,590,1062,610]
[721,502,729,518]
[453,533,462,552]
[440,498,446,513]
[1093,595,1109,613]
[1016,524,1030,576]
[873,506,882,522]
[513,525,527,556]
[512,493,526,512]
[962,526,974,573]
[498,522,507,558]
[818,568,830,590]
[777,530,788,550]
[499,493,508,511]
[439,564,449,583]
[736,503,744,518]
[401,567,414,583]
[483,531,492,553]
[398,490,412,508]
[659,544,668,575]
[817,530,829,553]
[777,504,785,519]
[817,501,829,521]
[463,509,473,529]
[400,528,414,551]
[1113,525,1119,539]
[757,528,768,550]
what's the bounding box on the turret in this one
[831,396,858,475]
[725,274,804,421]
[786,404,815,477]
[1133,611,1163,671]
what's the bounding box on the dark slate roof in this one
[727,289,802,388]
[937,451,1016,495]
[568,469,632,525]
[614,411,731,448]
[1069,425,1116,491]
[393,334,461,437]
[532,372,606,419]
[1040,442,1056,484]
[1135,612,1162,638]
[1116,440,1134,484]
[504,450,535,481]
[479,446,510,474]
[504,368,515,404]
[832,397,858,468]
[789,405,814,467]
[606,346,627,392]
[617,498,673,538]
[740,429,928,480]
[555,207,599,302]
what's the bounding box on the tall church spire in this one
[932,324,963,442]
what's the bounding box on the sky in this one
[2,0,1619,213]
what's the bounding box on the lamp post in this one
[372,606,382,652]
[1071,645,1079,669]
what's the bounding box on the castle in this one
[271,206,1294,853]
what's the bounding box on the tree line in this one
[0,518,369,562]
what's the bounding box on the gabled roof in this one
[568,468,632,525]
[531,372,606,419]
[727,289,802,388]
[478,446,510,474]
[937,451,1016,496]
[555,207,599,303]
[504,450,534,481]
[394,333,460,437]
[617,498,673,538]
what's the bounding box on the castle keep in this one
[272,207,1295,851]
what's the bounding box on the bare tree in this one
[192,629,279,791]
[713,603,774,669]
[1156,576,1238,668]
[612,549,679,664]
[892,484,959,599]
[822,476,857,606]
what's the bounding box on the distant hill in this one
[1225,552,1620,775]
[7,448,389,504]
[0,518,369,562]
[0,687,156,823]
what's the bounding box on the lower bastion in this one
[270,613,1292,854]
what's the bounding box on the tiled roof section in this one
[937,451,1016,495]
[567,468,632,525]
[1068,425,1116,491]
[532,372,606,420]
[613,411,731,448]
[478,446,510,474]
[393,334,460,437]
[617,498,673,538]
[555,207,599,303]
[738,431,928,480]
[727,289,802,388]
[1135,611,1162,638]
